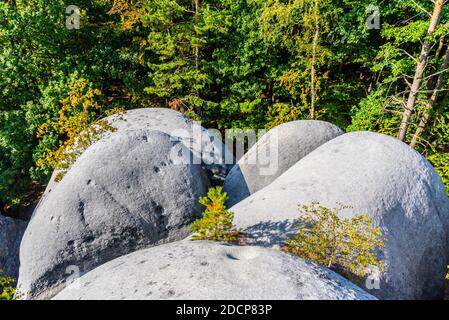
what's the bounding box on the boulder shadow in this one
[243,219,298,247]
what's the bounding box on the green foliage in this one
[190,187,241,242]
[34,77,124,181]
[0,0,146,204]
[1,0,449,207]
[347,87,402,136]
[348,1,449,135]
[428,153,449,194]
[0,276,16,300]
[284,202,385,280]
[260,0,333,118]
[141,0,210,114]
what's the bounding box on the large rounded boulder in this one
[18,130,209,299]
[223,120,342,206]
[230,131,449,300]
[53,240,375,300]
[31,108,233,219]
[0,215,27,278]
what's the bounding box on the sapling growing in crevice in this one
[190,187,242,242]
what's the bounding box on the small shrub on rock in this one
[284,202,385,281]
[0,276,16,300]
[35,78,125,181]
[190,187,241,242]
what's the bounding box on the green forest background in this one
[1,0,448,214]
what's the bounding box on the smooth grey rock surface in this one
[223,121,343,206]
[230,131,449,300]
[0,215,27,278]
[53,240,376,300]
[31,171,59,220]
[18,130,209,299]
[107,108,234,181]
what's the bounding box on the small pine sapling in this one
[190,187,241,242]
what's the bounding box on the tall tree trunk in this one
[397,0,445,141]
[426,36,446,91]
[0,199,5,216]
[435,36,446,62]
[310,0,319,120]
[410,44,449,148]
[194,0,200,71]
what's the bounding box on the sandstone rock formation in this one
[54,240,376,300]
[18,130,209,299]
[230,131,449,300]
[223,121,342,206]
